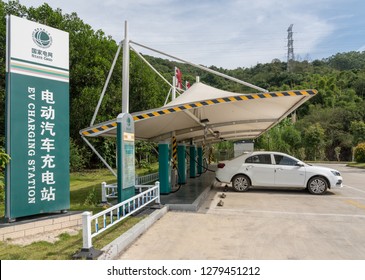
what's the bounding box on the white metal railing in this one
[136,172,159,185]
[101,182,118,202]
[101,172,159,202]
[82,181,160,250]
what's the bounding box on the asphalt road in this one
[118,164,365,260]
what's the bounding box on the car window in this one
[274,155,297,166]
[245,154,272,164]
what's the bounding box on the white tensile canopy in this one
[80,82,317,144]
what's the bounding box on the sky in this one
[17,0,365,69]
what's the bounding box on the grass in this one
[305,161,365,169]
[0,215,145,260]
[0,164,159,260]
[347,162,365,169]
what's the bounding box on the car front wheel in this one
[232,175,250,192]
[307,176,328,195]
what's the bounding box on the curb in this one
[98,205,169,260]
[167,185,212,212]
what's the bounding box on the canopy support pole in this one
[90,40,123,127]
[81,136,117,177]
[130,40,268,92]
[122,21,130,113]
[130,45,173,88]
[172,76,176,100]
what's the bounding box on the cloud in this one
[358,45,365,52]
[22,0,337,68]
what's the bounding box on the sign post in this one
[116,21,135,202]
[117,113,135,202]
[5,15,69,221]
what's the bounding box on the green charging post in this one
[117,113,135,202]
[177,144,186,184]
[158,140,171,194]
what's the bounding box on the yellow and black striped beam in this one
[132,89,317,121]
[81,122,117,136]
[172,136,177,169]
[80,89,317,137]
[202,142,206,160]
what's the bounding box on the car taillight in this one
[217,163,225,168]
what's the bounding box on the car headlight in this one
[331,170,341,176]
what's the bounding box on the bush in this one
[0,148,11,203]
[83,187,99,206]
[0,147,10,170]
[354,142,365,163]
[0,184,4,203]
[70,139,91,172]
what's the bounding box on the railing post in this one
[82,211,92,249]
[74,211,102,259]
[75,184,163,259]
[101,182,107,203]
[156,181,161,204]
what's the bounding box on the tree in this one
[350,121,365,145]
[1,0,365,167]
[135,140,157,169]
[327,52,365,71]
[354,142,365,163]
[0,147,10,202]
[303,123,325,161]
[0,1,7,138]
[281,125,302,156]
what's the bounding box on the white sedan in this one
[215,151,343,195]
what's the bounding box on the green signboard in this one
[117,113,135,202]
[5,15,69,220]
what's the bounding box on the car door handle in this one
[246,165,254,171]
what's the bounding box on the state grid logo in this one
[32,28,53,48]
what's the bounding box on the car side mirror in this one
[296,162,305,167]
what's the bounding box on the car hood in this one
[305,164,339,173]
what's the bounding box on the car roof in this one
[233,151,293,160]
[245,151,288,156]
[226,151,296,164]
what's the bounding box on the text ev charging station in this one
[80,21,318,200]
[2,15,318,234]
[5,15,70,221]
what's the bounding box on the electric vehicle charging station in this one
[79,21,318,203]
[197,146,203,174]
[189,145,197,178]
[158,137,181,194]
[177,144,187,185]
[158,140,171,194]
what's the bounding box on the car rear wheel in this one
[307,176,328,195]
[232,175,250,192]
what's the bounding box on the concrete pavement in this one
[118,164,365,260]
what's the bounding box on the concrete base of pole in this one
[73,247,103,260]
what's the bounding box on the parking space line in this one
[344,185,365,195]
[208,208,365,219]
[345,200,365,210]
[325,196,365,200]
[228,192,365,200]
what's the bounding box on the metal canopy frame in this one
[79,25,317,176]
[84,33,272,136]
[80,88,317,143]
